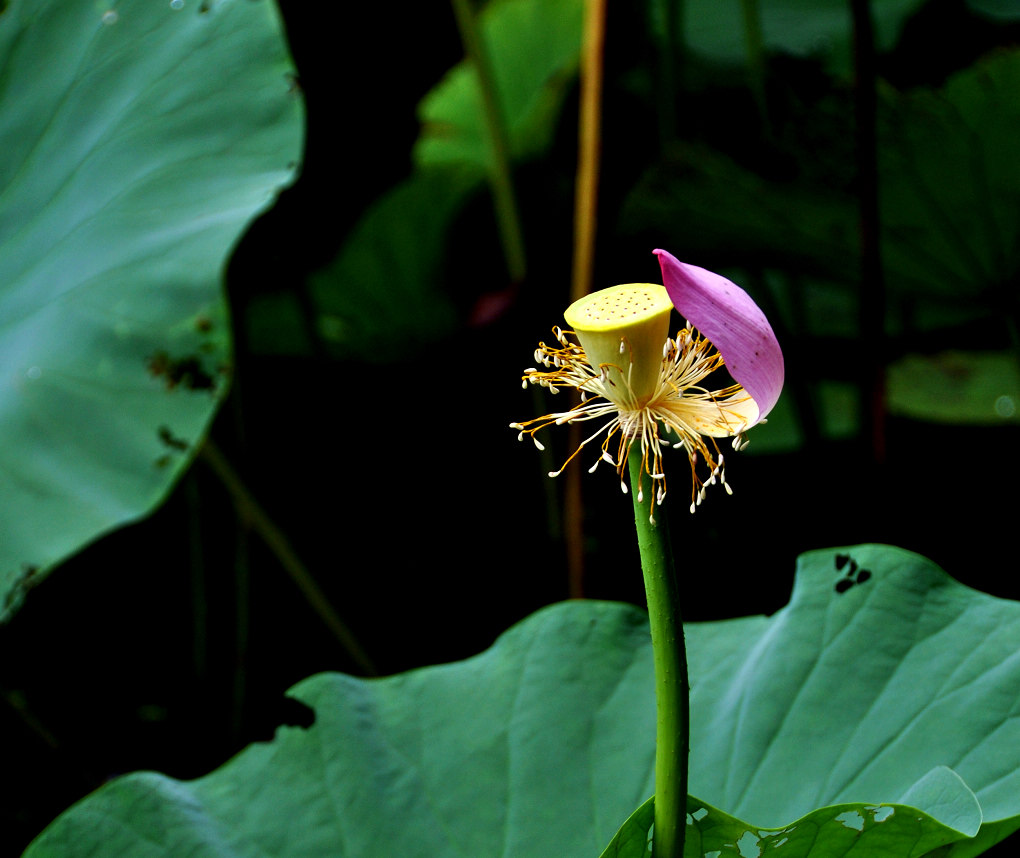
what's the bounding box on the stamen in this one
[513,321,758,513]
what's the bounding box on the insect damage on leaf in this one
[834,553,872,593]
[147,351,219,393]
[2,564,41,617]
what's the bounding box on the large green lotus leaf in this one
[24,546,1020,857]
[0,0,302,618]
[413,0,583,170]
[602,778,982,858]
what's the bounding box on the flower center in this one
[564,283,673,405]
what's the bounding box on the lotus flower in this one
[511,250,784,515]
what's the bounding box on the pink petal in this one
[655,249,784,423]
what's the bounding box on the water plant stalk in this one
[200,439,377,676]
[566,0,609,598]
[628,451,689,858]
[739,0,770,133]
[850,0,887,465]
[449,0,527,284]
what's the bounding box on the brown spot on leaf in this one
[157,426,189,451]
[147,351,216,392]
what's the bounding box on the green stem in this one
[628,451,689,858]
[450,0,527,284]
[199,439,378,676]
[739,0,770,134]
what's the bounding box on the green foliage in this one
[308,167,480,359]
[308,0,584,361]
[603,779,982,858]
[965,0,1020,21]
[26,546,1020,857]
[622,49,1020,323]
[888,351,1020,424]
[414,0,584,169]
[0,0,303,619]
[661,0,927,74]
[878,50,1020,302]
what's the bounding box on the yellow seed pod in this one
[564,283,673,405]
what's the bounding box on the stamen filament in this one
[513,323,756,513]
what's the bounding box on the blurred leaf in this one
[965,0,1020,21]
[749,379,859,453]
[620,142,859,282]
[244,291,314,357]
[888,350,1020,424]
[27,545,1020,858]
[878,49,1020,303]
[664,0,927,75]
[622,50,1020,340]
[307,0,584,362]
[0,0,303,619]
[309,167,481,360]
[414,0,584,170]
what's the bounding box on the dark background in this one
[3,0,1019,854]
